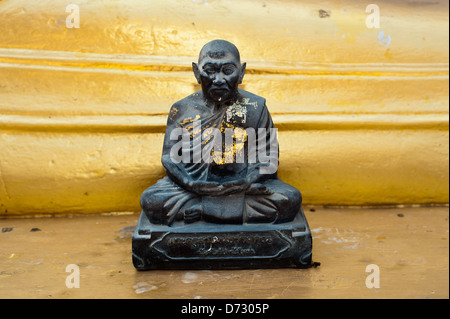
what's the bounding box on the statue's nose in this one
[213,73,226,85]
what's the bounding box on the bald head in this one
[198,40,241,65]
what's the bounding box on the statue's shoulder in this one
[167,91,204,123]
[177,91,204,105]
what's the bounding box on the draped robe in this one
[140,89,301,226]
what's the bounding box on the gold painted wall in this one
[0,0,448,216]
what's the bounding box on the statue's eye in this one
[203,66,215,76]
[223,66,235,75]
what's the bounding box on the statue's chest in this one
[226,103,248,125]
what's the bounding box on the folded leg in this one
[140,177,198,225]
[244,178,302,224]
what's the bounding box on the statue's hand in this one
[245,183,274,195]
[188,180,221,196]
[217,179,251,196]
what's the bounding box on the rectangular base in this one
[132,209,313,270]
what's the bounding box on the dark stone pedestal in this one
[132,209,313,270]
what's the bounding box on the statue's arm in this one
[241,101,278,195]
[161,155,225,196]
[250,101,279,181]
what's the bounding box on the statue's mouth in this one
[210,88,229,95]
[209,88,230,102]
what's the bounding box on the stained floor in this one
[0,207,448,299]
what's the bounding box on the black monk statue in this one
[140,40,301,226]
[133,40,313,270]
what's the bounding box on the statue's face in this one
[193,51,246,104]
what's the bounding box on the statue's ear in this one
[239,62,247,84]
[192,63,201,84]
